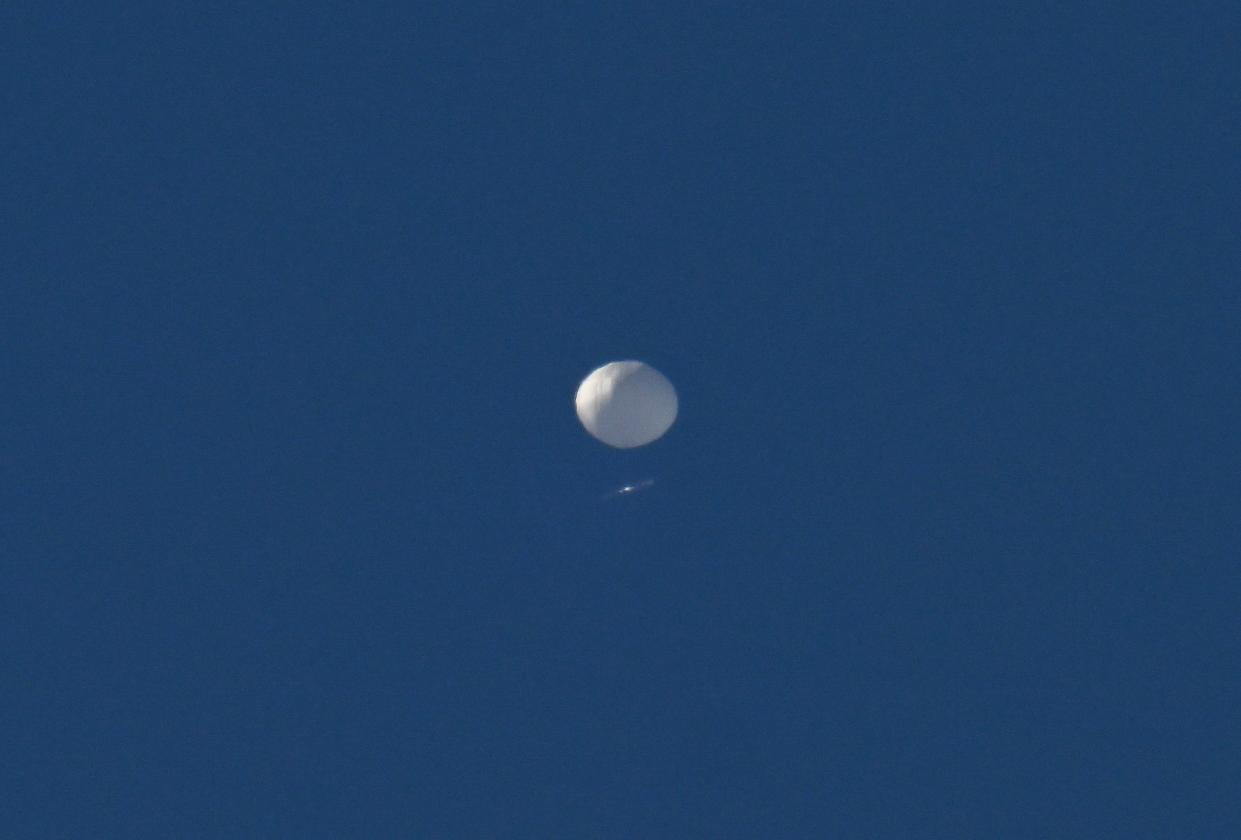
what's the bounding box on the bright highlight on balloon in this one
[575,361,678,448]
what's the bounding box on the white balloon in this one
[575,361,678,448]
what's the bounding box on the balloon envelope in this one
[575,361,678,448]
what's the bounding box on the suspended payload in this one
[575,361,678,448]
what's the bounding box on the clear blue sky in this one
[6,3,1239,836]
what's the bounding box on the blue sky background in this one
[5,3,1240,836]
